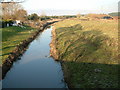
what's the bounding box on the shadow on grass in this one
[0,46,16,57]
[56,24,118,64]
[56,24,83,36]
[55,24,119,88]
[2,26,33,42]
[2,45,15,50]
[0,53,11,56]
[62,61,119,88]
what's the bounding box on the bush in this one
[40,16,51,21]
[0,19,14,28]
[28,14,39,21]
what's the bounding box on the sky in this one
[21,0,119,16]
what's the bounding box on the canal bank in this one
[49,26,71,89]
[2,21,58,79]
[2,26,68,88]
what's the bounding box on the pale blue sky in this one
[21,0,120,15]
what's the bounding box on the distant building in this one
[13,20,22,26]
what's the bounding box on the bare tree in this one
[0,0,27,21]
[14,9,27,21]
[1,1,24,20]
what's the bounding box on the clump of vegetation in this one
[1,26,36,65]
[28,13,40,21]
[0,19,14,28]
[54,19,119,88]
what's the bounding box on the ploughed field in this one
[54,19,119,88]
[1,26,36,65]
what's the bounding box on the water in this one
[2,26,67,88]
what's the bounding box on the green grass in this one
[1,26,37,65]
[63,61,119,88]
[54,19,119,88]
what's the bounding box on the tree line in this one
[0,2,77,28]
[27,13,77,21]
[1,2,77,21]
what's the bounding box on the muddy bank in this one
[50,27,59,60]
[2,21,57,79]
[50,26,71,89]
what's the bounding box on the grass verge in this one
[1,26,37,65]
[53,19,119,88]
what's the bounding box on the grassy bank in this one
[1,26,37,65]
[53,19,119,88]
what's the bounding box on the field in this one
[0,26,36,65]
[54,19,119,88]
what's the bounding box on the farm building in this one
[12,20,23,26]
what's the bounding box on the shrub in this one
[1,19,14,28]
